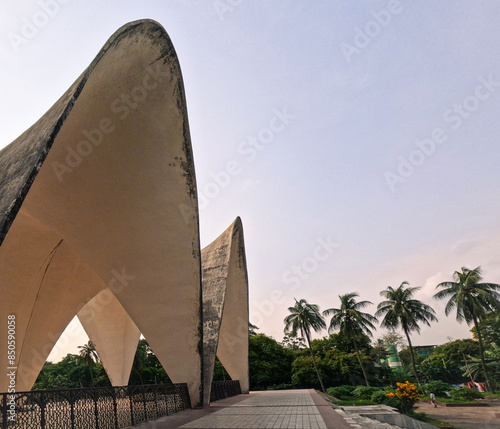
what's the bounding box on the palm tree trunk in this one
[304,331,325,392]
[353,341,370,386]
[463,353,475,383]
[403,328,422,389]
[473,315,491,392]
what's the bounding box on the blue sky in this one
[2,1,500,361]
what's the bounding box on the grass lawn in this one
[322,391,377,406]
[484,391,500,398]
[421,395,478,404]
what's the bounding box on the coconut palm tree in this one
[284,298,326,392]
[434,266,500,391]
[376,282,437,388]
[78,340,99,385]
[323,292,378,386]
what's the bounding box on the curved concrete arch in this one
[202,217,249,405]
[0,210,106,391]
[78,290,141,387]
[78,217,249,406]
[0,20,202,405]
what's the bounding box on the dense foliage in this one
[33,282,500,399]
[435,266,500,391]
[34,354,110,390]
[323,293,378,386]
[422,380,452,397]
[376,282,437,387]
[249,333,294,389]
[128,339,171,385]
[450,387,484,400]
[284,299,327,391]
[34,339,171,390]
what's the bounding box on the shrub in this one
[371,390,388,404]
[352,386,381,399]
[267,383,295,390]
[386,381,419,415]
[423,380,451,397]
[450,387,484,401]
[326,385,355,398]
[384,396,404,411]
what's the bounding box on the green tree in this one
[213,357,230,381]
[282,333,306,350]
[307,334,390,386]
[470,310,500,389]
[472,310,500,348]
[129,339,171,385]
[33,354,110,389]
[381,331,405,349]
[291,337,369,387]
[78,340,99,363]
[284,299,327,392]
[130,339,148,384]
[376,282,437,387]
[323,293,378,386]
[249,333,294,389]
[249,323,259,336]
[435,266,500,391]
[419,339,481,384]
[329,331,371,354]
[78,340,99,385]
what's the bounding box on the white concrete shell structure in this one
[202,217,249,405]
[77,290,141,387]
[0,20,203,406]
[77,218,250,406]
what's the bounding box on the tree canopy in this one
[376,282,437,387]
[435,266,500,391]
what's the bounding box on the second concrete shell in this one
[202,217,249,405]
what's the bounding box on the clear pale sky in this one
[2,1,500,362]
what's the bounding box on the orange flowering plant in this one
[385,381,420,415]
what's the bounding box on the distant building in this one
[378,340,402,368]
[413,345,437,357]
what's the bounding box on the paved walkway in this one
[130,391,500,429]
[131,390,353,429]
[417,399,500,429]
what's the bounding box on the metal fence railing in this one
[0,383,190,429]
[210,380,241,403]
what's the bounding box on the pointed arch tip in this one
[0,18,187,247]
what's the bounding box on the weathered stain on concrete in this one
[202,217,249,406]
[0,20,203,406]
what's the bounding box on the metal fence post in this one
[40,391,46,429]
[113,387,118,429]
[142,387,147,422]
[128,386,135,427]
[70,389,75,429]
[93,389,100,429]
[153,385,158,419]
